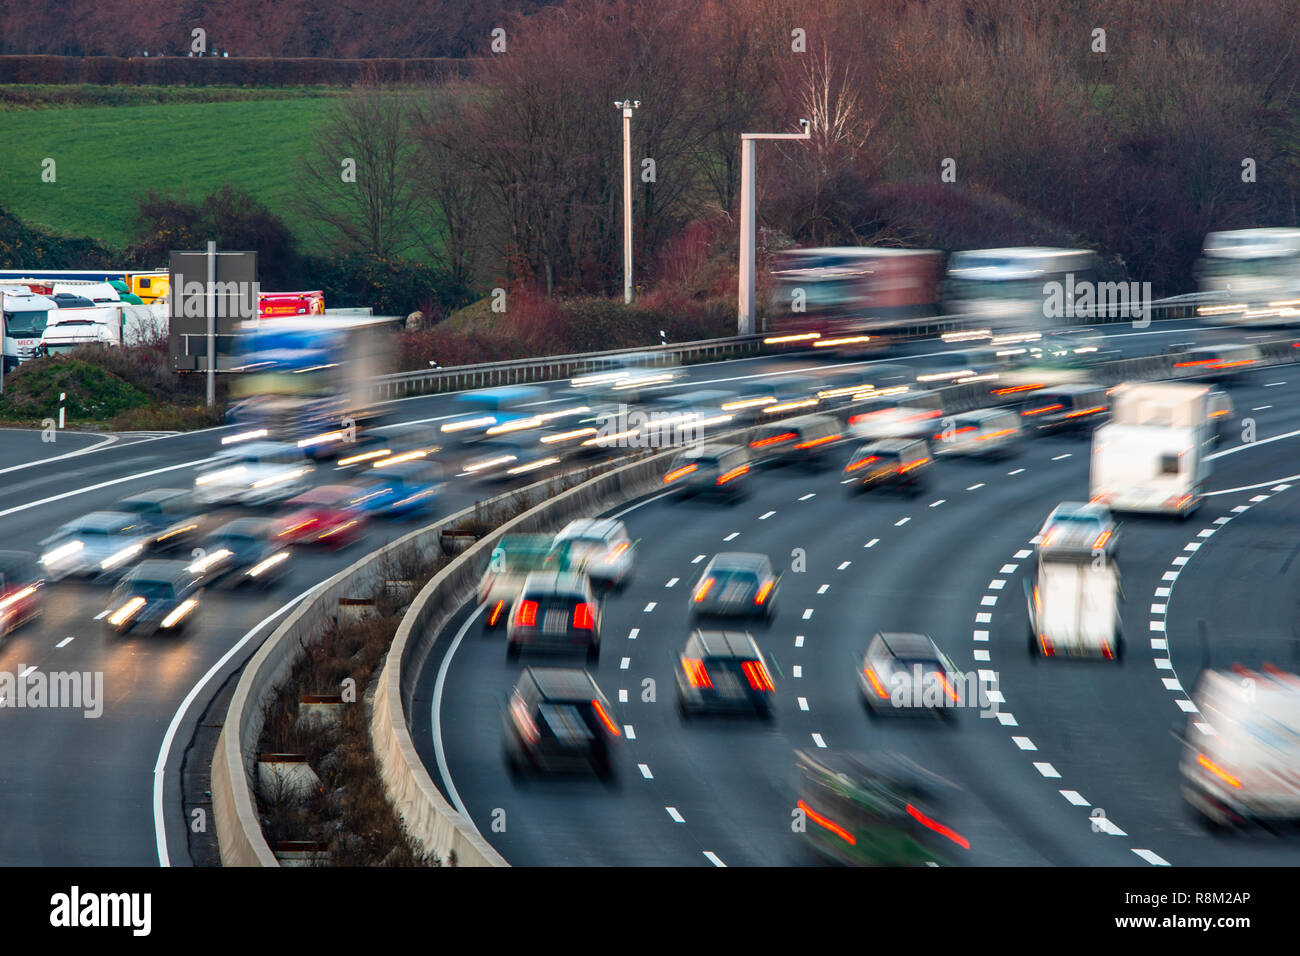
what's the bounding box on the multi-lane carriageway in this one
[0,316,1291,866]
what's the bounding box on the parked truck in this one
[1088,382,1213,519]
[40,303,169,354]
[1025,519,1123,661]
[228,316,395,455]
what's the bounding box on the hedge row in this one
[0,55,475,86]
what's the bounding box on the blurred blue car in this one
[354,460,446,517]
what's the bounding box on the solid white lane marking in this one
[0,455,218,520]
[0,433,119,477]
[1132,849,1170,866]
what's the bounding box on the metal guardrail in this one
[365,298,1207,402]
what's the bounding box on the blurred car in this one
[1208,387,1234,437]
[0,551,43,638]
[1036,501,1118,559]
[503,666,620,779]
[748,414,844,468]
[1017,384,1109,433]
[460,436,561,482]
[931,408,1021,458]
[676,629,776,719]
[479,534,571,630]
[843,438,932,495]
[663,443,751,501]
[194,441,314,507]
[505,571,601,662]
[353,459,445,518]
[859,632,961,720]
[847,391,944,441]
[794,748,970,866]
[102,559,203,637]
[552,519,635,588]
[689,552,779,622]
[275,484,369,548]
[191,517,292,588]
[117,488,205,553]
[39,512,153,581]
[1180,666,1300,829]
[1173,343,1264,382]
[914,348,1004,385]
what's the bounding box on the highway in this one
[0,315,1266,865]
[417,362,1300,867]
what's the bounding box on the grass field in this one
[0,93,343,251]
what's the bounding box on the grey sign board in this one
[169,250,259,370]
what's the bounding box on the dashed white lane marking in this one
[895,517,910,526]
[1155,659,1173,670]
[1150,620,1166,632]
[1194,722,1216,736]
[759,511,776,520]
[985,691,1005,703]
[624,726,636,740]
[1171,556,1188,566]
[1274,484,1293,491]
[1132,848,1171,866]
[1154,587,1171,597]
[930,499,945,507]
[796,493,817,503]
[692,554,706,563]
[798,697,809,711]
[1264,381,1286,387]
[802,608,814,619]
[1094,818,1128,836]
[703,851,727,867]
[1008,468,1025,475]
[973,630,989,642]
[18,666,35,679]
[1060,790,1090,806]
[1250,494,1270,502]
[975,612,992,624]
[723,531,740,541]
[1213,516,1231,524]
[1051,454,1071,461]
[619,689,629,703]
[1014,549,1032,559]
[988,579,1006,590]
[1033,762,1061,778]
[92,609,110,621]
[620,657,630,670]
[665,577,679,588]
[1176,699,1198,713]
[628,628,639,640]
[865,538,879,548]
[639,763,653,779]
[997,713,1018,726]
[1000,564,1018,574]
[55,637,74,648]
[1253,405,1273,411]
[1162,571,1179,581]
[980,595,998,606]
[973,650,990,662]
[795,635,804,648]
[1012,736,1037,750]
[666,807,685,823]
[1150,603,1166,614]
[792,665,803,677]
[817,584,829,595]
[644,602,657,612]
[967,483,985,490]
[1231,505,1249,513]
[837,561,851,570]
[1151,639,1168,650]
[811,733,827,748]
[1162,677,1183,691]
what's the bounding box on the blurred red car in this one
[276,484,369,548]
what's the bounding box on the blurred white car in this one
[552,518,635,587]
[930,408,1021,458]
[194,441,315,506]
[39,512,153,581]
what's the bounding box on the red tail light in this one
[488,599,505,627]
[906,804,970,849]
[1092,530,1112,550]
[681,657,712,688]
[1197,753,1242,789]
[1021,403,1064,417]
[511,697,539,744]
[514,600,538,628]
[1064,405,1106,419]
[664,463,698,483]
[797,800,856,845]
[573,602,595,630]
[754,579,775,605]
[751,432,796,449]
[693,578,715,602]
[742,659,775,692]
[795,434,840,449]
[845,455,878,473]
[717,465,749,485]
[864,667,889,699]
[592,699,621,736]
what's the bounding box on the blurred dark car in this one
[795,748,970,866]
[102,559,203,637]
[118,488,205,553]
[1018,384,1109,433]
[749,414,844,468]
[843,438,932,495]
[275,484,369,549]
[503,667,620,779]
[690,552,779,622]
[664,443,751,501]
[0,551,43,638]
[192,517,292,588]
[505,571,601,662]
[675,629,776,719]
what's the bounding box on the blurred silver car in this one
[39,512,152,581]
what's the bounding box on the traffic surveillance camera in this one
[799,118,810,133]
